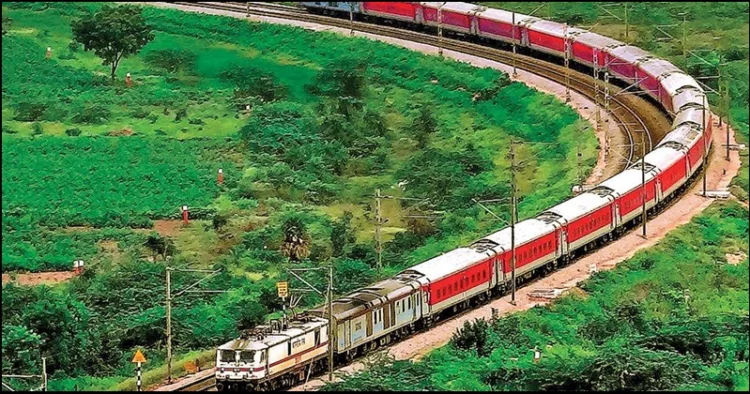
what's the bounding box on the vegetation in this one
[324,202,750,391]
[71,4,155,81]
[483,1,750,200]
[1,2,598,390]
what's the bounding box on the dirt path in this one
[2,271,77,287]
[152,220,183,237]
[290,117,742,391]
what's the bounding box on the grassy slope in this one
[325,201,750,391]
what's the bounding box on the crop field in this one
[1,2,600,389]
[324,201,750,391]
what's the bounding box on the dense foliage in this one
[325,202,750,391]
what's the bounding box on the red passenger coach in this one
[605,45,651,84]
[645,149,689,197]
[421,2,480,34]
[571,32,621,67]
[361,2,419,21]
[476,8,523,42]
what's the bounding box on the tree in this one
[2,16,11,36]
[143,234,176,260]
[212,213,229,232]
[280,217,311,262]
[71,5,154,81]
[411,103,437,149]
[331,211,356,257]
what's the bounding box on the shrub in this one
[144,49,196,74]
[32,122,44,135]
[72,105,111,124]
[65,128,82,137]
[14,101,48,121]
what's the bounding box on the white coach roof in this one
[573,31,622,49]
[481,218,557,251]
[544,192,613,223]
[406,247,490,282]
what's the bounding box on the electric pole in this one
[375,188,383,270]
[165,267,224,383]
[327,266,334,382]
[349,2,354,36]
[624,3,629,40]
[512,11,518,77]
[640,130,647,239]
[285,267,335,382]
[702,94,708,197]
[510,142,518,306]
[437,3,444,57]
[564,23,571,103]
[593,48,602,134]
[166,268,172,383]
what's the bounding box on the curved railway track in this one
[159,2,673,391]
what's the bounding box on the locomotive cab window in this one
[240,350,254,363]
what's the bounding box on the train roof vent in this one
[662,141,686,151]
[470,239,498,253]
[630,162,656,172]
[675,85,703,94]
[537,211,563,224]
[589,186,614,197]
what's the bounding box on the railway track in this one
[159,2,672,391]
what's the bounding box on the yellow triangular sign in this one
[132,349,147,363]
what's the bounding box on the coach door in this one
[383,304,392,330]
[560,230,568,256]
[613,204,621,228]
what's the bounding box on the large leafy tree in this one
[71,5,154,81]
[330,211,356,257]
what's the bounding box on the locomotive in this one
[216,2,712,391]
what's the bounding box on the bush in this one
[65,128,82,137]
[14,101,48,121]
[32,122,44,135]
[144,49,196,74]
[72,105,111,124]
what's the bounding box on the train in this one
[215,2,713,391]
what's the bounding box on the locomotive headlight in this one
[233,368,240,373]
[220,367,225,372]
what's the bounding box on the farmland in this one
[1,2,597,389]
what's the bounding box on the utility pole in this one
[165,267,224,383]
[349,2,354,36]
[593,48,602,134]
[437,3,444,57]
[285,267,334,382]
[327,266,334,382]
[564,23,571,103]
[725,84,730,161]
[577,141,583,191]
[640,130,647,239]
[680,12,688,58]
[375,188,383,270]
[509,142,518,306]
[511,11,518,77]
[246,2,250,17]
[166,268,172,383]
[702,94,708,197]
[624,3,629,40]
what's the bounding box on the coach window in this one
[454,283,458,292]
